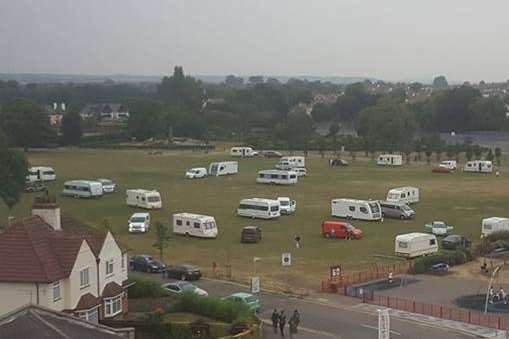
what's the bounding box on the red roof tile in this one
[74,293,101,311]
[102,282,124,298]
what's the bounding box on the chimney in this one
[31,196,61,231]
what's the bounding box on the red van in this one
[322,221,362,240]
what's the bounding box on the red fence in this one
[366,293,509,331]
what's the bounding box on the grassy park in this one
[1,148,507,289]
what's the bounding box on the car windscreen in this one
[279,200,289,206]
[245,296,258,303]
[401,205,412,211]
[270,205,279,212]
[180,283,195,292]
[345,224,355,231]
[434,222,446,228]
[130,217,146,223]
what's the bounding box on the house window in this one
[106,259,114,277]
[78,306,99,323]
[194,222,200,229]
[80,267,90,288]
[104,295,123,317]
[52,281,61,301]
[349,206,355,212]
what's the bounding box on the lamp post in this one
[485,265,501,313]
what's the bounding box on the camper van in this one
[237,198,280,219]
[277,197,297,214]
[379,201,415,219]
[230,147,256,157]
[185,167,207,179]
[395,233,438,258]
[331,199,382,221]
[481,217,509,238]
[62,180,103,198]
[275,156,305,169]
[439,160,457,170]
[172,213,218,238]
[464,160,493,173]
[26,166,56,182]
[126,189,162,209]
[386,187,420,204]
[376,154,403,166]
[209,161,238,176]
[256,170,298,185]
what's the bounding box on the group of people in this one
[488,287,507,305]
[271,309,300,337]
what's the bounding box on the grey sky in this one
[1,0,509,82]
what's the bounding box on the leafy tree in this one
[127,98,164,140]
[311,103,334,122]
[0,147,27,214]
[335,83,379,123]
[472,144,483,159]
[468,97,506,131]
[153,221,170,261]
[465,146,473,161]
[280,109,314,154]
[432,75,449,90]
[61,111,83,145]
[414,140,422,161]
[158,66,203,109]
[495,147,502,166]
[485,149,494,162]
[328,123,340,155]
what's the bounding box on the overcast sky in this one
[1,0,509,82]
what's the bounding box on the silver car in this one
[380,201,415,220]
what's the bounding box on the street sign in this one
[282,253,291,266]
[251,276,260,293]
[378,309,390,339]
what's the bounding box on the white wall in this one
[67,240,99,310]
[0,282,38,315]
[98,232,127,293]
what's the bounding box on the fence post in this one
[440,306,443,318]
[468,311,471,324]
[498,317,501,330]
[412,301,416,313]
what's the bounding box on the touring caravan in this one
[386,187,419,204]
[230,147,255,157]
[126,189,162,209]
[439,160,457,170]
[395,233,438,258]
[26,166,56,182]
[172,213,218,238]
[276,156,305,170]
[331,199,382,221]
[377,154,403,166]
[256,170,298,185]
[481,217,509,238]
[209,161,238,176]
[237,198,280,219]
[62,180,103,198]
[464,160,493,173]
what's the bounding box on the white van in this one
[185,167,207,179]
[128,213,150,233]
[464,160,493,173]
[209,161,238,176]
[395,233,438,258]
[256,170,298,185]
[237,198,280,219]
[277,197,296,214]
[172,213,218,238]
[293,168,307,177]
[276,156,305,169]
[26,166,56,182]
[439,160,457,170]
[126,189,162,209]
[481,217,509,238]
[230,147,255,157]
[62,180,103,198]
[331,199,382,221]
[377,154,403,166]
[386,187,419,204]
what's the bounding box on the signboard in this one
[250,276,260,293]
[330,265,342,279]
[282,253,291,266]
[378,309,390,339]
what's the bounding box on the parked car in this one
[439,160,457,170]
[162,281,208,296]
[429,262,449,274]
[329,159,349,167]
[222,292,261,313]
[432,166,451,174]
[322,221,362,240]
[262,150,282,158]
[442,235,471,250]
[424,221,454,236]
[130,255,166,273]
[293,168,307,177]
[128,212,150,233]
[379,201,415,220]
[24,181,47,193]
[241,226,262,243]
[166,264,202,281]
[97,178,116,193]
[185,167,207,179]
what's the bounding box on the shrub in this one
[475,231,509,256]
[410,249,473,274]
[128,276,169,299]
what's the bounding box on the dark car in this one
[442,235,471,250]
[262,150,282,158]
[24,181,47,193]
[241,226,262,243]
[329,159,349,167]
[166,264,202,281]
[429,262,449,274]
[130,255,166,273]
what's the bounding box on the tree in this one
[432,75,449,91]
[465,146,473,161]
[495,147,502,166]
[61,111,83,145]
[473,144,483,159]
[311,103,334,122]
[0,146,27,215]
[127,98,164,140]
[335,83,379,123]
[153,221,170,261]
[158,66,203,109]
[485,149,494,162]
[280,110,314,154]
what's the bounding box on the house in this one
[0,196,130,322]
[80,103,129,121]
[0,304,134,339]
[45,102,66,127]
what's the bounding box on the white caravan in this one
[386,187,420,204]
[331,199,382,221]
[395,233,438,258]
[230,147,255,157]
[439,160,457,170]
[481,217,509,238]
[256,169,298,185]
[277,197,297,214]
[464,160,493,173]
[26,166,56,182]
[209,161,238,176]
[276,156,305,169]
[126,189,162,209]
[293,168,308,177]
[237,198,280,219]
[62,180,103,198]
[377,154,403,166]
[172,213,218,238]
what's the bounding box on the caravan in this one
[331,199,382,221]
[172,213,218,238]
[386,187,419,204]
[26,166,56,182]
[377,154,403,166]
[126,189,162,209]
[395,233,438,258]
[481,217,509,238]
[256,170,298,185]
[230,147,256,157]
[209,161,238,176]
[237,198,280,219]
[276,156,305,169]
[464,160,493,173]
[62,180,103,198]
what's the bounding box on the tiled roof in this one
[74,293,101,311]
[102,282,124,298]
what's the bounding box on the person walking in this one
[271,309,279,334]
[279,310,286,337]
[294,234,301,248]
[289,309,300,338]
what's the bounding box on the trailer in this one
[256,169,298,185]
[464,160,493,173]
[481,217,509,238]
[62,180,103,198]
[230,147,256,157]
[331,198,382,221]
[209,161,238,176]
[276,156,305,169]
[386,186,419,204]
[26,166,56,182]
[376,154,403,166]
[172,213,218,238]
[126,189,162,209]
[395,233,438,258]
[237,198,280,219]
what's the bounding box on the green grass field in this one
[1,149,507,289]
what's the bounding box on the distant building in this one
[80,104,129,121]
[45,102,66,127]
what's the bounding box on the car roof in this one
[131,213,149,217]
[230,292,253,298]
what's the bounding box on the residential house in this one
[0,196,129,322]
[45,102,66,127]
[79,103,129,121]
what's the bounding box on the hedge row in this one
[128,275,169,299]
[410,249,473,274]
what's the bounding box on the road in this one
[140,272,476,339]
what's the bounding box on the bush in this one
[128,276,169,299]
[475,231,509,256]
[410,249,473,274]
